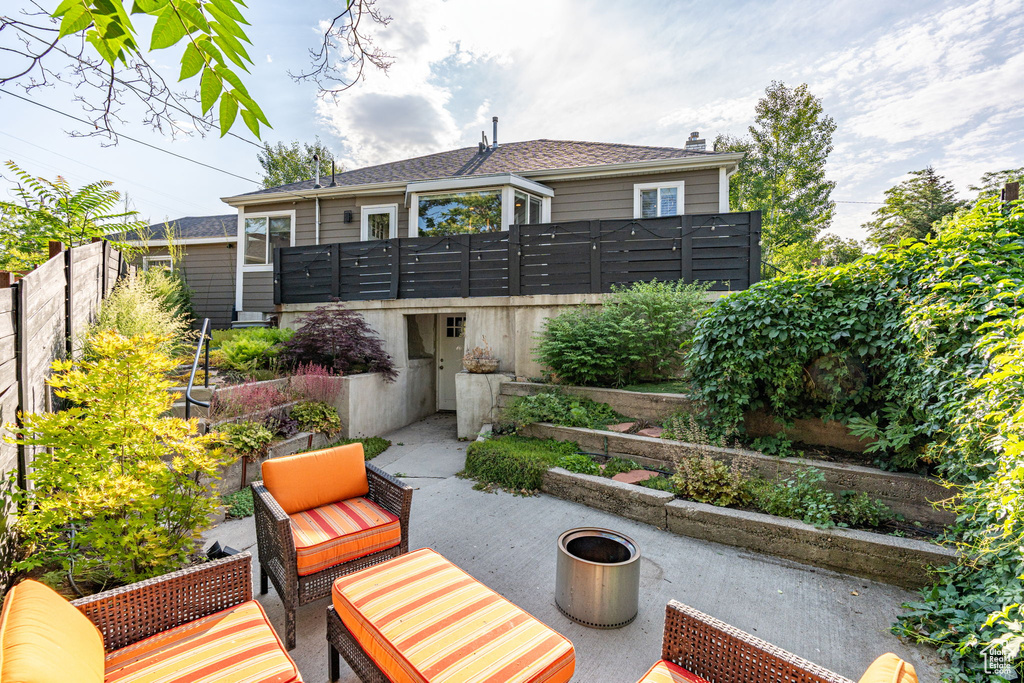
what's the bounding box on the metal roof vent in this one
[492,116,499,149]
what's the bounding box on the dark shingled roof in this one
[241,139,723,196]
[119,214,236,241]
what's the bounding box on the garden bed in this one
[500,381,876,454]
[522,423,953,526]
[540,467,955,589]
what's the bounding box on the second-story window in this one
[244,214,292,265]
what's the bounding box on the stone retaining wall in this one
[524,423,953,527]
[540,467,954,589]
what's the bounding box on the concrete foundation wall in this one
[456,372,512,439]
[338,361,435,438]
[542,467,674,527]
[523,423,954,527]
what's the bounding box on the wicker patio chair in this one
[653,599,855,683]
[71,552,256,652]
[252,444,413,650]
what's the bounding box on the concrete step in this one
[169,401,211,419]
[167,386,215,402]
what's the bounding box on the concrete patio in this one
[205,413,943,682]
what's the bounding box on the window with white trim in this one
[634,182,684,218]
[244,214,292,265]
[142,255,173,271]
[361,204,398,241]
[513,191,543,225]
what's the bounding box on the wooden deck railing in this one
[273,211,760,305]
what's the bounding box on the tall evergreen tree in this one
[863,166,965,246]
[716,82,837,257]
[257,138,340,188]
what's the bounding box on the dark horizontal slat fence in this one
[275,211,760,305]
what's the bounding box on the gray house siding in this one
[250,193,409,248]
[242,271,275,313]
[137,244,236,328]
[547,168,720,222]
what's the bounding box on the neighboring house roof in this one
[231,139,733,200]
[117,214,237,243]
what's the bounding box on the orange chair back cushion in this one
[0,579,105,683]
[858,653,917,683]
[263,442,369,514]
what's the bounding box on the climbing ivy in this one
[688,199,1024,679]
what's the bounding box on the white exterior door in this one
[436,314,465,411]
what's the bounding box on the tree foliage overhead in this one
[863,166,965,247]
[715,81,837,258]
[257,138,339,188]
[0,160,143,270]
[1,0,391,140]
[769,233,865,274]
[969,167,1024,203]
[418,192,502,236]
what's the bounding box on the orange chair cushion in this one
[332,548,575,683]
[262,443,368,515]
[104,600,301,683]
[858,653,917,683]
[0,579,105,683]
[636,660,710,683]
[290,497,401,576]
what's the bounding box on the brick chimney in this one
[685,131,706,152]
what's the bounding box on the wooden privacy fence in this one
[0,241,125,487]
[275,211,761,305]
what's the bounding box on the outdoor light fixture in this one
[344,210,353,223]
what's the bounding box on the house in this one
[120,215,237,328]
[217,127,754,434]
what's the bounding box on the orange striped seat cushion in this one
[104,600,301,683]
[332,548,575,683]
[290,497,401,576]
[636,660,710,683]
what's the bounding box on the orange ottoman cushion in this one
[636,660,710,683]
[262,443,368,515]
[104,600,301,683]
[0,579,105,683]
[290,497,401,576]
[332,548,575,683]
[858,653,917,683]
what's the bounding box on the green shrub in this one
[661,411,729,446]
[140,267,194,322]
[222,488,254,519]
[90,272,192,356]
[558,453,601,475]
[601,457,640,477]
[218,328,293,373]
[217,421,275,458]
[290,400,342,435]
[638,475,675,492]
[670,454,749,507]
[533,279,710,387]
[321,436,392,460]
[497,391,623,431]
[464,437,577,492]
[746,468,893,529]
[8,332,229,586]
[749,433,801,458]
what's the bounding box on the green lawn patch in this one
[617,379,690,394]
[464,436,577,493]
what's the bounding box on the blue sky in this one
[2,0,1022,239]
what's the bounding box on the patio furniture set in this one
[1,444,919,682]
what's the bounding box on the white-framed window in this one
[634,181,684,218]
[513,191,543,225]
[416,190,503,236]
[360,204,399,241]
[142,255,173,271]
[243,211,294,267]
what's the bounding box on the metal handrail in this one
[184,317,211,420]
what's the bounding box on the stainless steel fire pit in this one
[555,527,640,628]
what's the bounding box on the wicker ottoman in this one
[327,548,575,683]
